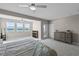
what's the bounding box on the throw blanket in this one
[33,41,57,56]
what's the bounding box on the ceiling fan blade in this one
[36,5,47,8]
[19,5,29,7]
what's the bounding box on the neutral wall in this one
[49,21,54,39]
[32,20,41,40]
[49,14,79,43]
[23,19,41,40]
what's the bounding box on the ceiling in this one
[0,3,79,20]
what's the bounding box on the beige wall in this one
[33,20,41,40]
[49,14,79,43]
[23,19,41,40]
[6,32,31,40]
[49,21,54,39]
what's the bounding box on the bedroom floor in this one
[41,39,79,56]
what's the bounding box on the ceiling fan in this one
[19,3,47,11]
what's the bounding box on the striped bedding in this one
[0,37,57,56]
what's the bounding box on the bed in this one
[0,37,57,56]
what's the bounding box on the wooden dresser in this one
[32,31,38,38]
[54,31,73,44]
[65,32,72,43]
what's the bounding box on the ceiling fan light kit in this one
[19,3,47,11]
[29,5,36,11]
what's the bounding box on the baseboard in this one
[72,42,79,46]
[48,37,54,39]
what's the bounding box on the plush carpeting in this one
[41,39,79,56]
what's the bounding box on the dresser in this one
[54,31,73,44]
[65,32,72,43]
[32,31,38,38]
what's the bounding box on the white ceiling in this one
[0,3,79,20]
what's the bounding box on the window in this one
[16,22,23,32]
[24,23,31,32]
[7,21,15,32]
[6,20,32,32]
